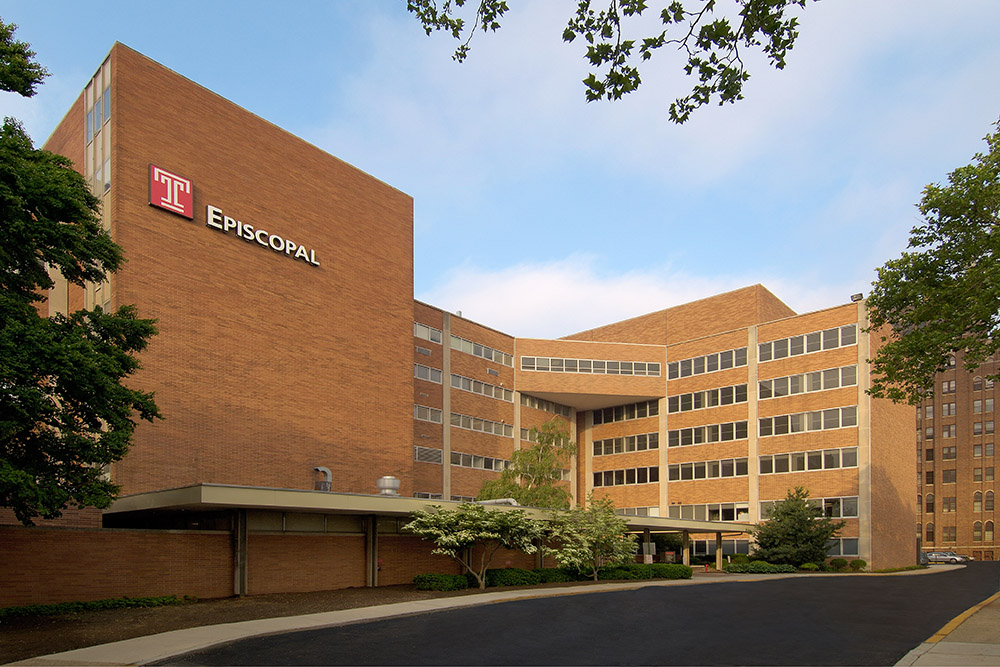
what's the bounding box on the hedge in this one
[413,573,470,591]
[0,595,192,619]
[723,561,798,574]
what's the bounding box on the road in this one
[160,562,1000,666]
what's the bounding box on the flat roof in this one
[108,483,752,534]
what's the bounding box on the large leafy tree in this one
[867,122,1000,405]
[406,0,814,123]
[404,502,542,589]
[0,19,160,526]
[751,486,844,566]
[545,493,637,580]
[477,416,576,509]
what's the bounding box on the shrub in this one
[799,562,820,571]
[731,554,750,565]
[849,559,867,572]
[533,568,577,583]
[484,568,542,587]
[413,573,469,591]
[0,595,192,619]
[649,563,693,579]
[829,558,849,571]
[597,565,643,580]
[724,561,798,574]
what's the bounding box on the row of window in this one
[930,443,1000,458]
[414,363,442,384]
[666,502,749,521]
[593,432,659,456]
[668,384,748,414]
[924,523,995,542]
[759,447,859,474]
[413,492,479,502]
[759,365,857,399]
[412,445,511,471]
[592,466,660,487]
[826,538,860,557]
[450,412,514,437]
[759,406,858,436]
[759,496,859,519]
[758,325,857,362]
[923,491,996,513]
[452,334,514,367]
[925,469,958,484]
[668,348,747,380]
[668,458,750,480]
[414,322,443,344]
[974,468,996,482]
[451,374,514,402]
[520,357,661,377]
[85,84,111,144]
[593,400,660,425]
[973,377,996,391]
[924,422,995,439]
[414,404,443,424]
[616,506,660,517]
[520,394,572,417]
[668,421,749,447]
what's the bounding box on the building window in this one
[926,493,935,514]
[452,335,513,367]
[987,443,995,457]
[414,492,443,499]
[669,384,748,413]
[942,446,957,460]
[987,491,995,512]
[414,404,443,424]
[759,325,857,363]
[926,522,935,542]
[974,376,983,391]
[975,422,983,436]
[416,345,432,356]
[926,448,935,461]
[942,497,957,513]
[759,447,858,474]
[593,466,659,487]
[942,424,956,438]
[826,537,860,557]
[925,405,934,420]
[942,402,956,416]
[668,347,747,379]
[974,492,983,512]
[925,427,934,440]
[593,400,659,425]
[942,380,956,394]
[594,432,659,456]
[987,421,995,434]
[926,470,934,485]
[414,364,443,384]
[987,467,995,481]
[975,400,983,414]
[450,412,514,437]
[942,526,957,542]
[942,469,957,484]
[669,421,748,447]
[673,502,750,521]
[987,521,995,541]
[450,450,509,472]
[451,373,513,402]
[759,406,858,436]
[974,521,983,542]
[668,458,749,481]
[974,468,983,482]
[758,365,858,400]
[974,444,983,457]
[987,399,995,413]
[523,356,658,377]
[520,394,572,417]
[414,322,443,344]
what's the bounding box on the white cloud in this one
[417,256,861,339]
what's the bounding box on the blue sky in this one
[3,1,1000,338]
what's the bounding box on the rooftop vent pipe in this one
[376,476,401,496]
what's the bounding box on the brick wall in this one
[247,535,366,594]
[0,526,232,607]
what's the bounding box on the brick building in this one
[0,45,918,606]
[917,353,998,560]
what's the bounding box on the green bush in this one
[597,563,693,581]
[0,595,192,619]
[533,567,577,583]
[413,573,469,591]
[597,565,644,580]
[483,568,542,587]
[724,561,797,574]
[849,559,867,572]
[829,558,849,571]
[731,554,750,565]
[799,562,820,571]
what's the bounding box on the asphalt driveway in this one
[160,562,1000,666]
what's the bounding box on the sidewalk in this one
[895,589,1000,666]
[9,568,1000,667]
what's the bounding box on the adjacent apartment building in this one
[0,44,919,606]
[917,353,998,560]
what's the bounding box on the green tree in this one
[867,121,1000,405]
[406,0,814,123]
[751,486,844,566]
[477,417,576,509]
[0,19,160,526]
[545,493,638,580]
[404,502,543,589]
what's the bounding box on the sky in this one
[3,1,999,338]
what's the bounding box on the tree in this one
[867,121,1000,405]
[0,19,160,526]
[545,493,638,580]
[404,502,543,589]
[477,417,576,509]
[406,0,814,123]
[751,486,844,566]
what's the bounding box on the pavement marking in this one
[925,590,1000,644]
